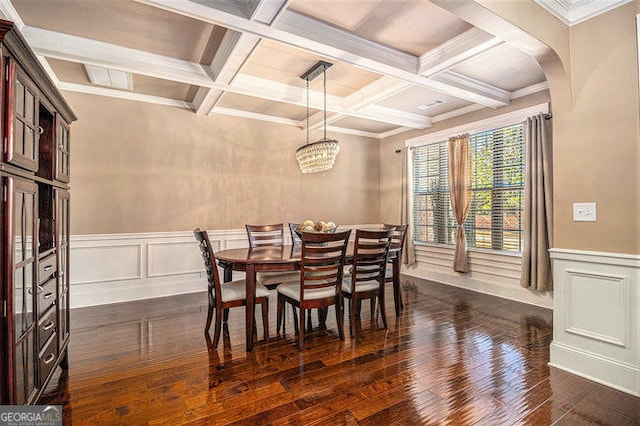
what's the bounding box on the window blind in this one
[413,123,525,252]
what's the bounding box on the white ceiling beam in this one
[134,0,511,107]
[58,82,193,109]
[304,111,345,132]
[232,74,431,128]
[0,0,24,29]
[194,31,262,115]
[419,27,503,77]
[24,26,428,129]
[213,106,300,127]
[249,0,290,24]
[22,26,213,87]
[343,76,412,111]
[195,0,288,115]
[325,125,379,139]
[432,71,511,105]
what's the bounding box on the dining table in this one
[215,242,402,352]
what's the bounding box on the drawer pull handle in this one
[44,265,53,272]
[44,292,53,300]
[43,320,54,331]
[44,353,55,364]
[29,285,43,295]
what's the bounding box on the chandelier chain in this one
[306,77,309,146]
[323,66,327,141]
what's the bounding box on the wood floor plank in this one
[37,276,639,425]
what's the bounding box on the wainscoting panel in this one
[550,249,639,396]
[565,269,628,347]
[71,244,142,285]
[69,225,372,308]
[147,241,206,278]
[405,243,553,308]
[69,230,249,308]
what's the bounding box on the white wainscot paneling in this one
[70,229,248,308]
[148,241,210,278]
[404,243,553,308]
[565,270,628,346]
[69,225,374,309]
[550,249,639,397]
[71,244,142,284]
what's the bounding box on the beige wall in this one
[484,1,639,254]
[389,1,639,255]
[66,92,380,235]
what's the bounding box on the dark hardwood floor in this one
[40,276,639,425]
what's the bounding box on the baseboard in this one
[550,341,639,397]
[405,244,553,308]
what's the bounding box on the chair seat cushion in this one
[220,280,270,303]
[342,278,380,294]
[257,271,300,286]
[276,281,336,301]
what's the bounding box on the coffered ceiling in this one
[1,0,551,139]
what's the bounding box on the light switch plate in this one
[573,202,597,222]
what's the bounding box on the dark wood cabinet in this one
[0,19,76,405]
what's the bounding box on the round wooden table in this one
[215,244,402,352]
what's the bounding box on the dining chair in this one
[289,223,302,246]
[382,223,408,312]
[276,229,351,350]
[342,228,394,338]
[245,223,285,247]
[246,223,300,289]
[194,228,270,349]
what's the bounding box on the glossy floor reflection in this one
[40,277,639,425]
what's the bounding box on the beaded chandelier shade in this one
[296,61,340,174]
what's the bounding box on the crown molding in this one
[534,0,633,26]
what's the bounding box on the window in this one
[413,123,525,252]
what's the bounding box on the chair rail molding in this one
[69,225,374,308]
[549,248,640,397]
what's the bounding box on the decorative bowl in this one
[295,220,338,238]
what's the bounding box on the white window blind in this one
[413,123,525,252]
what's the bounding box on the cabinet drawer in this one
[39,333,58,384]
[38,306,57,350]
[39,252,57,283]
[37,276,56,315]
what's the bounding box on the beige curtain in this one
[448,134,472,272]
[401,147,416,265]
[521,114,553,291]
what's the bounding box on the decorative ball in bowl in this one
[295,220,338,238]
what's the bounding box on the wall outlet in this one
[573,202,597,222]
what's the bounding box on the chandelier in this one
[296,61,340,174]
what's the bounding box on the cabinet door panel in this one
[4,176,38,404]
[14,333,37,405]
[4,57,39,172]
[55,121,70,183]
[55,189,70,347]
[10,178,37,337]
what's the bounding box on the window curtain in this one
[448,134,472,272]
[521,114,553,291]
[402,147,416,265]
